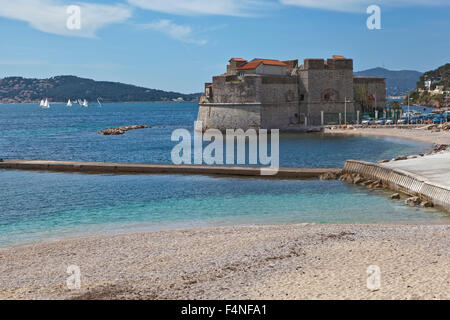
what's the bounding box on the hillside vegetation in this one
[407,63,449,108]
[0,76,201,103]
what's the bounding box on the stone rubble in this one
[339,172,434,209]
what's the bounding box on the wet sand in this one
[0,224,448,300]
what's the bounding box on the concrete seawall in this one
[0,160,341,180]
[343,160,450,212]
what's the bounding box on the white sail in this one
[97,98,102,107]
[41,98,50,109]
[82,99,88,107]
[67,99,72,107]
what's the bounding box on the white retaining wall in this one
[344,160,450,212]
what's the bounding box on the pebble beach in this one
[0,224,448,300]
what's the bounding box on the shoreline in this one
[0,101,198,105]
[0,223,448,300]
[324,126,450,145]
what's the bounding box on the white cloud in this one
[142,19,207,45]
[128,0,271,17]
[279,0,450,13]
[0,0,132,37]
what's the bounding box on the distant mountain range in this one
[354,67,423,97]
[0,75,202,104]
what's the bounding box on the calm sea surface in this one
[0,103,448,246]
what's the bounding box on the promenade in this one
[383,152,450,187]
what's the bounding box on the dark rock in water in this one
[420,201,434,208]
[371,182,382,189]
[353,175,363,184]
[394,156,408,161]
[345,175,354,184]
[433,144,449,153]
[378,159,390,163]
[390,193,400,200]
[405,197,421,206]
[99,125,151,135]
[320,172,338,180]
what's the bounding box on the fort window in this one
[321,88,340,102]
[300,94,304,101]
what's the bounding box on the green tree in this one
[354,85,372,112]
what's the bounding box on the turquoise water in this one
[0,103,448,246]
[1,170,448,246]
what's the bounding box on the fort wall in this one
[299,58,355,125]
[353,77,387,111]
[198,56,386,131]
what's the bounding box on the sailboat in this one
[97,97,103,107]
[67,99,72,107]
[78,99,88,108]
[40,98,50,109]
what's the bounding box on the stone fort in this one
[197,56,386,131]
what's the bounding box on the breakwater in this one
[0,160,340,179]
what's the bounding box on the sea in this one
[0,102,448,246]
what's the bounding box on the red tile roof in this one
[236,61,263,70]
[236,58,287,70]
[253,59,288,67]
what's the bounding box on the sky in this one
[0,0,448,94]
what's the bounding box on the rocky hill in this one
[354,67,422,97]
[0,76,201,103]
[407,63,449,108]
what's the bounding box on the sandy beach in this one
[324,126,450,145]
[0,224,448,300]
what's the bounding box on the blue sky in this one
[0,0,448,93]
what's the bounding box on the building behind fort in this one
[197,56,386,131]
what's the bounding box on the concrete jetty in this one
[343,155,450,212]
[0,159,341,180]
